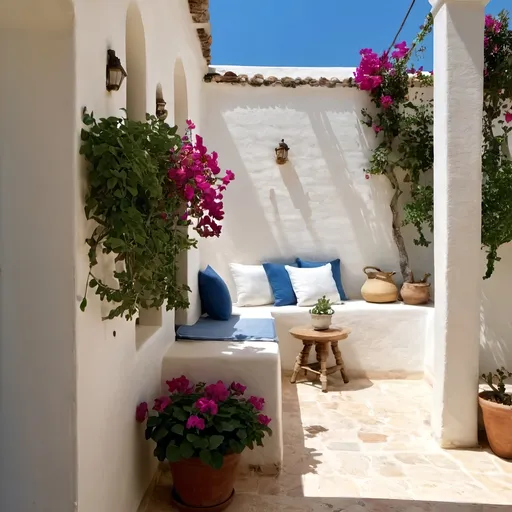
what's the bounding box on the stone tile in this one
[145,378,509,511]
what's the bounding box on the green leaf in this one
[171,424,184,436]
[166,444,181,462]
[228,439,245,454]
[209,435,224,450]
[152,426,168,442]
[147,416,160,428]
[236,429,247,440]
[109,238,125,250]
[210,450,224,470]
[173,408,188,421]
[199,449,212,467]
[179,441,194,459]
[79,297,87,312]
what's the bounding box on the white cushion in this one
[285,264,340,307]
[229,263,274,307]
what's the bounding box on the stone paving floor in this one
[145,374,512,511]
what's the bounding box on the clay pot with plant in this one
[400,272,431,305]
[479,368,512,459]
[136,376,272,511]
[310,296,335,330]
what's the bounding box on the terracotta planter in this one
[401,282,430,305]
[479,391,512,459]
[361,266,398,304]
[170,452,241,511]
[310,313,332,331]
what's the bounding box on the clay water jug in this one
[361,266,398,303]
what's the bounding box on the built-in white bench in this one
[161,300,433,474]
[161,309,283,474]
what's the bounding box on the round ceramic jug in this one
[361,266,399,303]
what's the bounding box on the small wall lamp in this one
[106,49,127,92]
[275,139,290,164]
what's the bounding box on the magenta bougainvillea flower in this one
[136,402,149,423]
[205,381,230,402]
[166,375,191,394]
[391,41,409,60]
[248,396,265,411]
[153,396,172,412]
[505,112,512,123]
[194,397,219,415]
[167,124,235,238]
[373,124,383,133]
[186,415,206,430]
[257,414,271,426]
[230,382,247,395]
[381,95,394,109]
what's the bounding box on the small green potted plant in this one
[136,376,272,511]
[479,367,512,459]
[310,295,335,330]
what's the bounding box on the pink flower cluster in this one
[135,376,271,433]
[354,41,408,93]
[167,120,235,238]
[485,14,503,34]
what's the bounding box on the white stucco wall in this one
[201,66,512,375]
[0,1,206,511]
[200,69,434,301]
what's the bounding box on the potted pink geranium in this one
[136,376,272,511]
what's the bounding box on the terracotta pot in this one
[361,266,398,304]
[310,313,332,331]
[170,452,241,510]
[401,282,431,305]
[479,391,512,459]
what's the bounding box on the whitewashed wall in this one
[0,1,206,512]
[200,66,512,374]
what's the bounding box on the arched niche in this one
[126,1,147,122]
[0,0,77,509]
[173,58,189,133]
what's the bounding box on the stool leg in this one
[331,341,349,384]
[291,342,313,383]
[319,343,328,392]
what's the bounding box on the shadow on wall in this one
[480,243,512,372]
[200,86,434,299]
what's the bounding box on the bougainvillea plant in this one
[355,15,434,284]
[356,10,512,280]
[80,111,234,319]
[136,376,272,469]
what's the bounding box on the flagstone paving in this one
[145,375,512,511]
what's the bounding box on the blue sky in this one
[210,0,510,69]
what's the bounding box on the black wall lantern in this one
[106,49,127,92]
[275,139,290,164]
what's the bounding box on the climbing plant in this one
[79,111,234,320]
[356,10,512,280]
[355,15,434,283]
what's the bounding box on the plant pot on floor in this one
[479,391,512,459]
[310,313,332,331]
[170,453,241,511]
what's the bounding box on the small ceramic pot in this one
[479,391,512,459]
[311,314,332,331]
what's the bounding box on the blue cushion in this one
[198,266,232,321]
[296,258,348,300]
[263,262,297,306]
[176,316,276,342]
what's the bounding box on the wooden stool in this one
[289,326,351,392]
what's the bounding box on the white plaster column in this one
[429,0,488,447]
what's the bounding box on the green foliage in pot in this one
[310,296,335,315]
[481,367,512,406]
[136,376,272,469]
[79,111,234,320]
